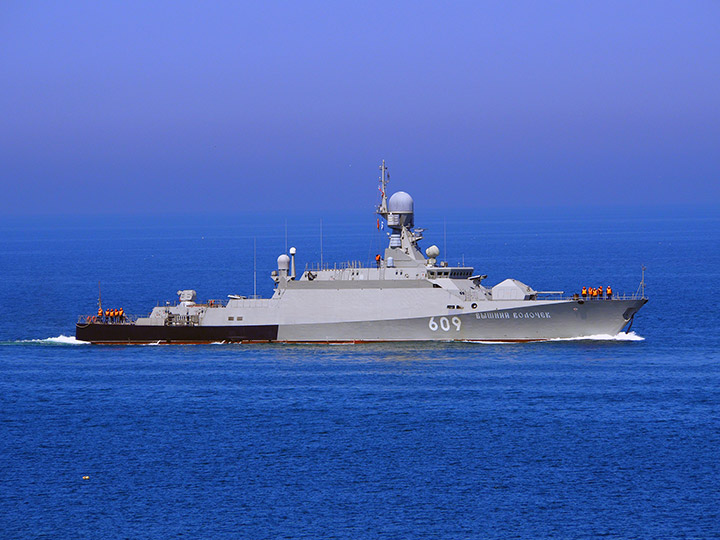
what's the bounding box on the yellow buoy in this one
[82,476,89,480]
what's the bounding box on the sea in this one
[1,207,718,539]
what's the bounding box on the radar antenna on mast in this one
[377,160,389,216]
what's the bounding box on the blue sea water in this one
[1,208,719,539]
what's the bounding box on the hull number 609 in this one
[429,316,461,332]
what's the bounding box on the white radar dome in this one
[425,245,440,258]
[277,254,290,271]
[388,191,414,214]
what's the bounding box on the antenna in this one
[641,264,646,299]
[377,160,389,215]
[284,219,288,253]
[253,237,257,298]
[443,219,447,264]
[320,219,324,268]
[98,281,102,311]
[635,264,647,299]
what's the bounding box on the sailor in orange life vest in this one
[581,286,587,298]
[606,286,613,299]
[375,254,382,268]
[97,307,103,322]
[598,285,604,299]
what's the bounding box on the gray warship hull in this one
[274,298,647,343]
[76,296,646,344]
[76,161,648,344]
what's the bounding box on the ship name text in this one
[476,311,552,320]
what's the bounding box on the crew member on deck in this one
[119,308,125,322]
[105,308,110,321]
[591,287,597,299]
[375,254,382,268]
[607,286,612,299]
[581,286,587,298]
[598,285,604,299]
[98,307,103,322]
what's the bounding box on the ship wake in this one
[463,331,644,344]
[548,331,645,342]
[18,335,90,345]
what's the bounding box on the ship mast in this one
[377,160,389,217]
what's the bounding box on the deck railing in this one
[77,313,140,324]
[535,292,646,301]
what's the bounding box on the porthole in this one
[471,303,477,309]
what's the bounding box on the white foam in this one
[548,331,645,342]
[22,335,90,345]
[461,331,644,344]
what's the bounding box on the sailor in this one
[375,254,382,268]
[581,286,587,298]
[606,286,612,299]
[590,287,597,299]
[98,307,103,321]
[598,285,604,299]
[119,308,125,322]
[105,308,110,321]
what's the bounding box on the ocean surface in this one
[1,208,719,539]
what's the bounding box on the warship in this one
[76,161,647,344]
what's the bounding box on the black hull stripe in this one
[76,323,278,344]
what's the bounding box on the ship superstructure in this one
[76,161,647,344]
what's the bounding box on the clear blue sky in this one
[1,1,718,215]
